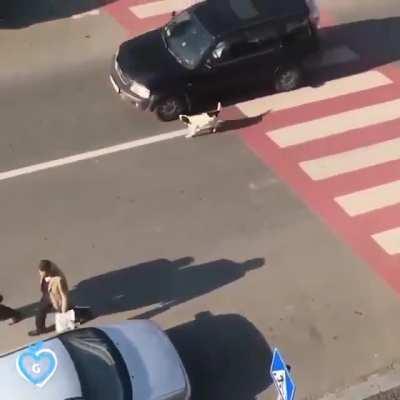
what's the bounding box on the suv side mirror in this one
[171,10,176,17]
[212,48,224,60]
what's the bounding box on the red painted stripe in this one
[104,0,168,35]
[104,0,137,34]
[313,159,400,199]
[378,64,400,84]
[353,203,400,236]
[129,14,169,36]
[319,10,335,27]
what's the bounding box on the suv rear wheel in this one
[274,65,302,92]
[155,97,186,122]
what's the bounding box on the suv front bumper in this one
[109,58,154,111]
[109,73,150,111]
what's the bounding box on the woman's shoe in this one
[28,329,44,337]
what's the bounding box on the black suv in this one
[110,0,320,121]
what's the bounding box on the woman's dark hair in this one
[38,259,54,276]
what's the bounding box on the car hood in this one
[116,29,187,88]
[0,339,82,400]
[100,321,190,400]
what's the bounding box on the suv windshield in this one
[163,11,214,69]
[60,328,132,400]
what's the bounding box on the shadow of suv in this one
[110,0,320,121]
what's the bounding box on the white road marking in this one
[237,70,390,118]
[268,96,400,148]
[335,180,400,216]
[0,130,187,182]
[129,0,201,19]
[71,9,100,19]
[372,227,400,255]
[300,137,400,181]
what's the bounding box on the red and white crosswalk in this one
[102,0,400,294]
[240,64,400,292]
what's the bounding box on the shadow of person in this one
[14,258,194,321]
[15,257,264,323]
[71,257,264,320]
[166,311,273,400]
[0,0,117,29]
[12,302,38,322]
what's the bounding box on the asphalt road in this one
[1,1,400,399]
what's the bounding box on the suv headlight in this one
[130,81,150,99]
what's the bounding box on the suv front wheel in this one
[155,96,186,122]
[274,65,302,92]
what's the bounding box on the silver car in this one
[1,320,191,400]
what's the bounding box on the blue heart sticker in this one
[16,341,58,387]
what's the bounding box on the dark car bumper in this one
[109,58,153,111]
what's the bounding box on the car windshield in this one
[163,11,214,69]
[60,328,132,400]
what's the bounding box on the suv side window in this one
[242,25,280,53]
[282,19,311,45]
[211,26,280,64]
[210,37,250,64]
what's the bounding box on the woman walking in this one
[29,259,69,336]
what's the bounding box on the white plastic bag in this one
[55,309,76,333]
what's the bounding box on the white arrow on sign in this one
[272,370,287,400]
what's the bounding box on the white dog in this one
[179,102,222,138]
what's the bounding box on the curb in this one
[319,368,400,400]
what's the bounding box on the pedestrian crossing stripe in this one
[300,136,400,181]
[335,180,400,217]
[372,227,400,255]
